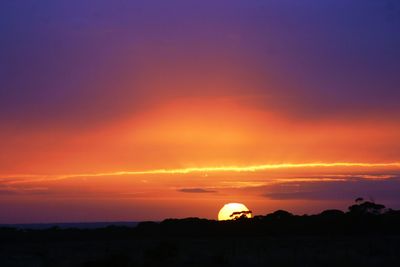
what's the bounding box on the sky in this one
[1,0,400,223]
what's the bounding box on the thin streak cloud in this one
[1,162,400,184]
[178,188,217,193]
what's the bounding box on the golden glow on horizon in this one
[2,97,399,178]
[218,203,252,221]
[2,162,400,184]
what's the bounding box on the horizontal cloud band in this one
[2,162,400,184]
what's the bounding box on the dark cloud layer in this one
[263,175,400,202]
[0,190,18,196]
[178,188,217,193]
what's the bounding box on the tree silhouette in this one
[266,210,293,220]
[355,197,364,203]
[348,198,386,215]
[319,209,344,217]
[230,210,252,219]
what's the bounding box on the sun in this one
[218,203,252,221]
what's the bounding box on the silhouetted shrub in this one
[266,210,294,220]
[348,200,386,215]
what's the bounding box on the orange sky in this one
[1,1,400,223]
[1,98,400,223]
[2,97,400,175]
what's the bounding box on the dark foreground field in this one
[2,234,400,267]
[2,201,400,267]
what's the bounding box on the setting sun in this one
[2,1,400,266]
[218,203,252,221]
[1,0,399,228]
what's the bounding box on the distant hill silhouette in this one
[1,199,400,240]
[1,199,400,266]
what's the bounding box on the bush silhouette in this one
[348,199,386,215]
[266,210,294,220]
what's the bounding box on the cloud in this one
[1,162,399,184]
[0,189,18,195]
[264,190,346,200]
[178,188,217,193]
[0,186,49,196]
[263,175,400,201]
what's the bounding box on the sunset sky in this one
[1,0,400,223]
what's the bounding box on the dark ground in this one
[1,201,400,267]
[1,235,400,267]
